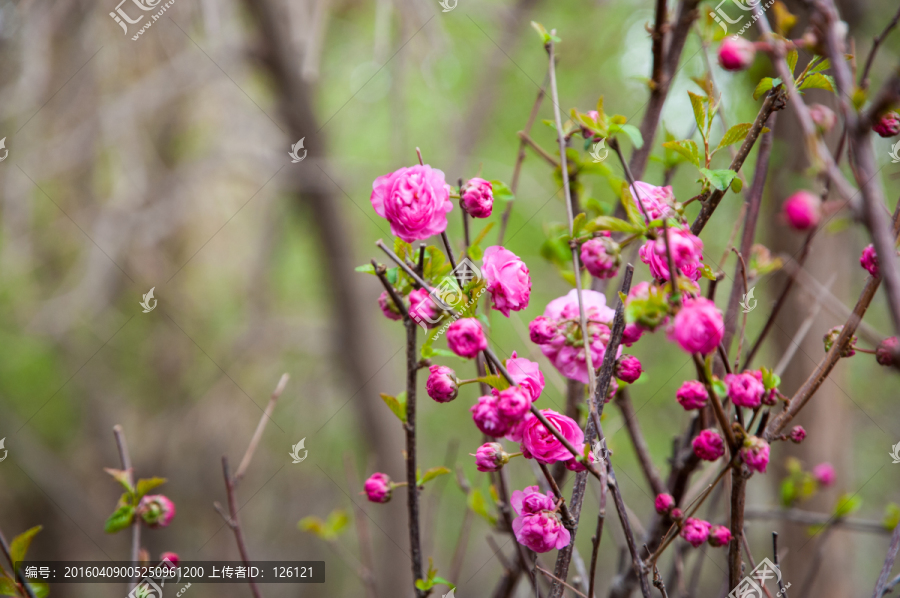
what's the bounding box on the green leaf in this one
[0,578,18,597]
[135,477,166,499]
[786,49,798,74]
[432,577,456,591]
[699,168,737,191]
[716,123,754,151]
[477,374,510,391]
[104,468,134,493]
[104,505,135,534]
[394,238,413,261]
[700,264,717,281]
[489,180,515,203]
[530,21,560,44]
[585,216,644,234]
[661,140,700,167]
[10,526,42,566]
[753,77,782,101]
[468,488,497,525]
[884,503,900,531]
[798,73,836,93]
[29,583,49,598]
[572,212,587,236]
[621,183,644,226]
[467,244,483,261]
[559,269,577,286]
[833,494,862,518]
[415,579,434,591]
[326,509,350,537]
[780,479,797,507]
[355,264,376,274]
[687,91,707,137]
[380,392,407,424]
[417,466,451,486]
[809,57,830,73]
[731,177,743,193]
[609,123,644,149]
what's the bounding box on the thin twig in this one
[859,4,900,91]
[0,527,38,598]
[874,524,900,598]
[222,456,263,598]
[113,425,141,587]
[517,131,561,168]
[235,373,290,482]
[404,317,425,597]
[536,565,588,598]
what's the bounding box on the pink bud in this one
[378,291,403,321]
[809,104,837,133]
[529,316,558,345]
[616,355,643,383]
[681,517,711,547]
[718,38,756,71]
[471,394,510,438]
[621,323,644,347]
[446,318,488,358]
[740,436,770,473]
[874,111,900,137]
[655,493,675,515]
[692,429,725,462]
[160,553,179,568]
[707,525,732,547]
[408,288,441,328]
[137,495,176,528]
[812,462,836,487]
[724,371,765,409]
[426,365,458,403]
[483,246,531,316]
[676,380,708,411]
[363,472,393,503]
[667,297,724,356]
[581,237,621,280]
[876,337,900,367]
[860,244,879,277]
[473,442,510,472]
[461,178,494,218]
[782,191,822,231]
[789,426,807,444]
[670,508,683,520]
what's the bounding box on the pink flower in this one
[511,486,556,514]
[370,165,453,242]
[520,409,584,464]
[860,244,879,277]
[408,288,441,328]
[708,525,732,547]
[378,291,402,321]
[616,355,643,383]
[461,177,494,218]
[446,318,487,358]
[473,442,510,472]
[789,426,807,444]
[670,508,683,520]
[809,104,837,133]
[483,246,531,316]
[160,553,179,568]
[498,355,543,404]
[718,38,756,71]
[629,181,677,221]
[692,429,725,462]
[639,227,704,282]
[813,462,836,487]
[565,444,597,472]
[471,394,510,437]
[536,289,620,384]
[582,110,603,139]
[655,493,675,515]
[874,111,900,137]
[426,365,458,403]
[137,495,176,528]
[724,371,765,408]
[529,316,559,345]
[676,381,708,410]
[740,436,770,473]
[667,297,724,355]
[782,191,822,231]
[363,472,392,503]
[504,412,532,443]
[512,512,571,553]
[581,237,621,279]
[622,323,644,347]
[497,386,532,422]
[876,337,900,366]
[681,518,711,547]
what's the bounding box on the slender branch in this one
[222,456,263,598]
[113,425,141,587]
[746,507,894,535]
[588,460,607,598]
[235,373,290,482]
[615,389,666,496]
[539,461,576,528]
[773,532,787,598]
[728,470,748,590]
[404,318,425,597]
[859,4,900,91]
[536,565,588,598]
[692,355,737,449]
[517,131,561,168]
[874,524,900,598]
[372,260,409,319]
[0,527,38,598]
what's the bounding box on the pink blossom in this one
[681,518,711,548]
[809,104,837,133]
[676,380,709,410]
[670,508,683,520]
[497,386,532,422]
[565,444,597,472]
[782,191,822,231]
[616,355,643,383]
[511,485,556,515]
[363,472,392,503]
[629,181,677,221]
[692,429,725,462]
[461,177,494,218]
[581,237,621,279]
[655,493,675,515]
[876,337,900,367]
[813,462,836,487]
[483,246,531,316]
[789,426,807,444]
[582,110,603,139]
[473,442,510,472]
[370,164,453,242]
[667,297,724,355]
[160,553,179,568]
[874,111,900,137]
[512,512,571,553]
[639,227,704,282]
[724,371,765,408]
[426,365,458,403]
[378,291,402,321]
[622,323,645,347]
[408,288,441,328]
[446,318,487,358]
[138,495,176,528]
[718,38,756,71]
[471,394,510,437]
[520,409,584,464]
[707,525,732,547]
[860,244,879,277]
[605,378,620,403]
[506,352,545,401]
[740,436,770,473]
[529,316,559,345]
[504,412,532,443]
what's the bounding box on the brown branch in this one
[615,389,666,496]
[588,460,608,598]
[235,373,290,482]
[728,469,748,590]
[404,318,425,597]
[539,461,576,528]
[222,456,263,598]
[517,131,560,168]
[113,425,141,587]
[692,354,737,449]
[745,507,894,535]
[859,4,900,91]
[536,565,588,598]
[874,524,900,598]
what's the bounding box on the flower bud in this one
[718,38,756,71]
[823,325,856,357]
[789,425,807,444]
[137,495,176,528]
[676,380,708,411]
[529,316,558,345]
[740,436,770,474]
[461,178,494,218]
[615,355,643,383]
[808,104,836,134]
[378,291,403,321]
[473,442,510,472]
[692,429,725,462]
[497,386,531,422]
[581,237,621,280]
[670,508,683,521]
[681,518,711,547]
[654,493,675,515]
[446,318,488,359]
[860,244,879,278]
[812,462,836,487]
[874,111,900,138]
[426,365,458,403]
[707,525,732,547]
[876,337,900,367]
[782,191,822,231]
[363,472,393,503]
[160,553,179,568]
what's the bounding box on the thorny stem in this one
[113,425,141,588]
[222,456,263,598]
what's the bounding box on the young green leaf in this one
[716,123,753,151]
[379,392,407,423]
[477,374,511,391]
[572,212,587,236]
[798,73,836,93]
[620,183,644,226]
[104,505,135,534]
[833,493,862,519]
[530,21,560,44]
[104,468,135,493]
[753,77,782,101]
[609,123,644,149]
[687,92,707,138]
[30,582,49,598]
[354,264,376,274]
[0,578,18,597]
[418,466,451,486]
[661,140,700,167]
[489,180,515,203]
[884,503,900,531]
[10,526,42,565]
[584,216,644,234]
[699,168,738,191]
[468,488,497,525]
[786,49,798,74]
[136,477,167,499]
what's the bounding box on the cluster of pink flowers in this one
[510,486,570,553]
[470,353,545,438]
[639,226,704,282]
[681,517,732,548]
